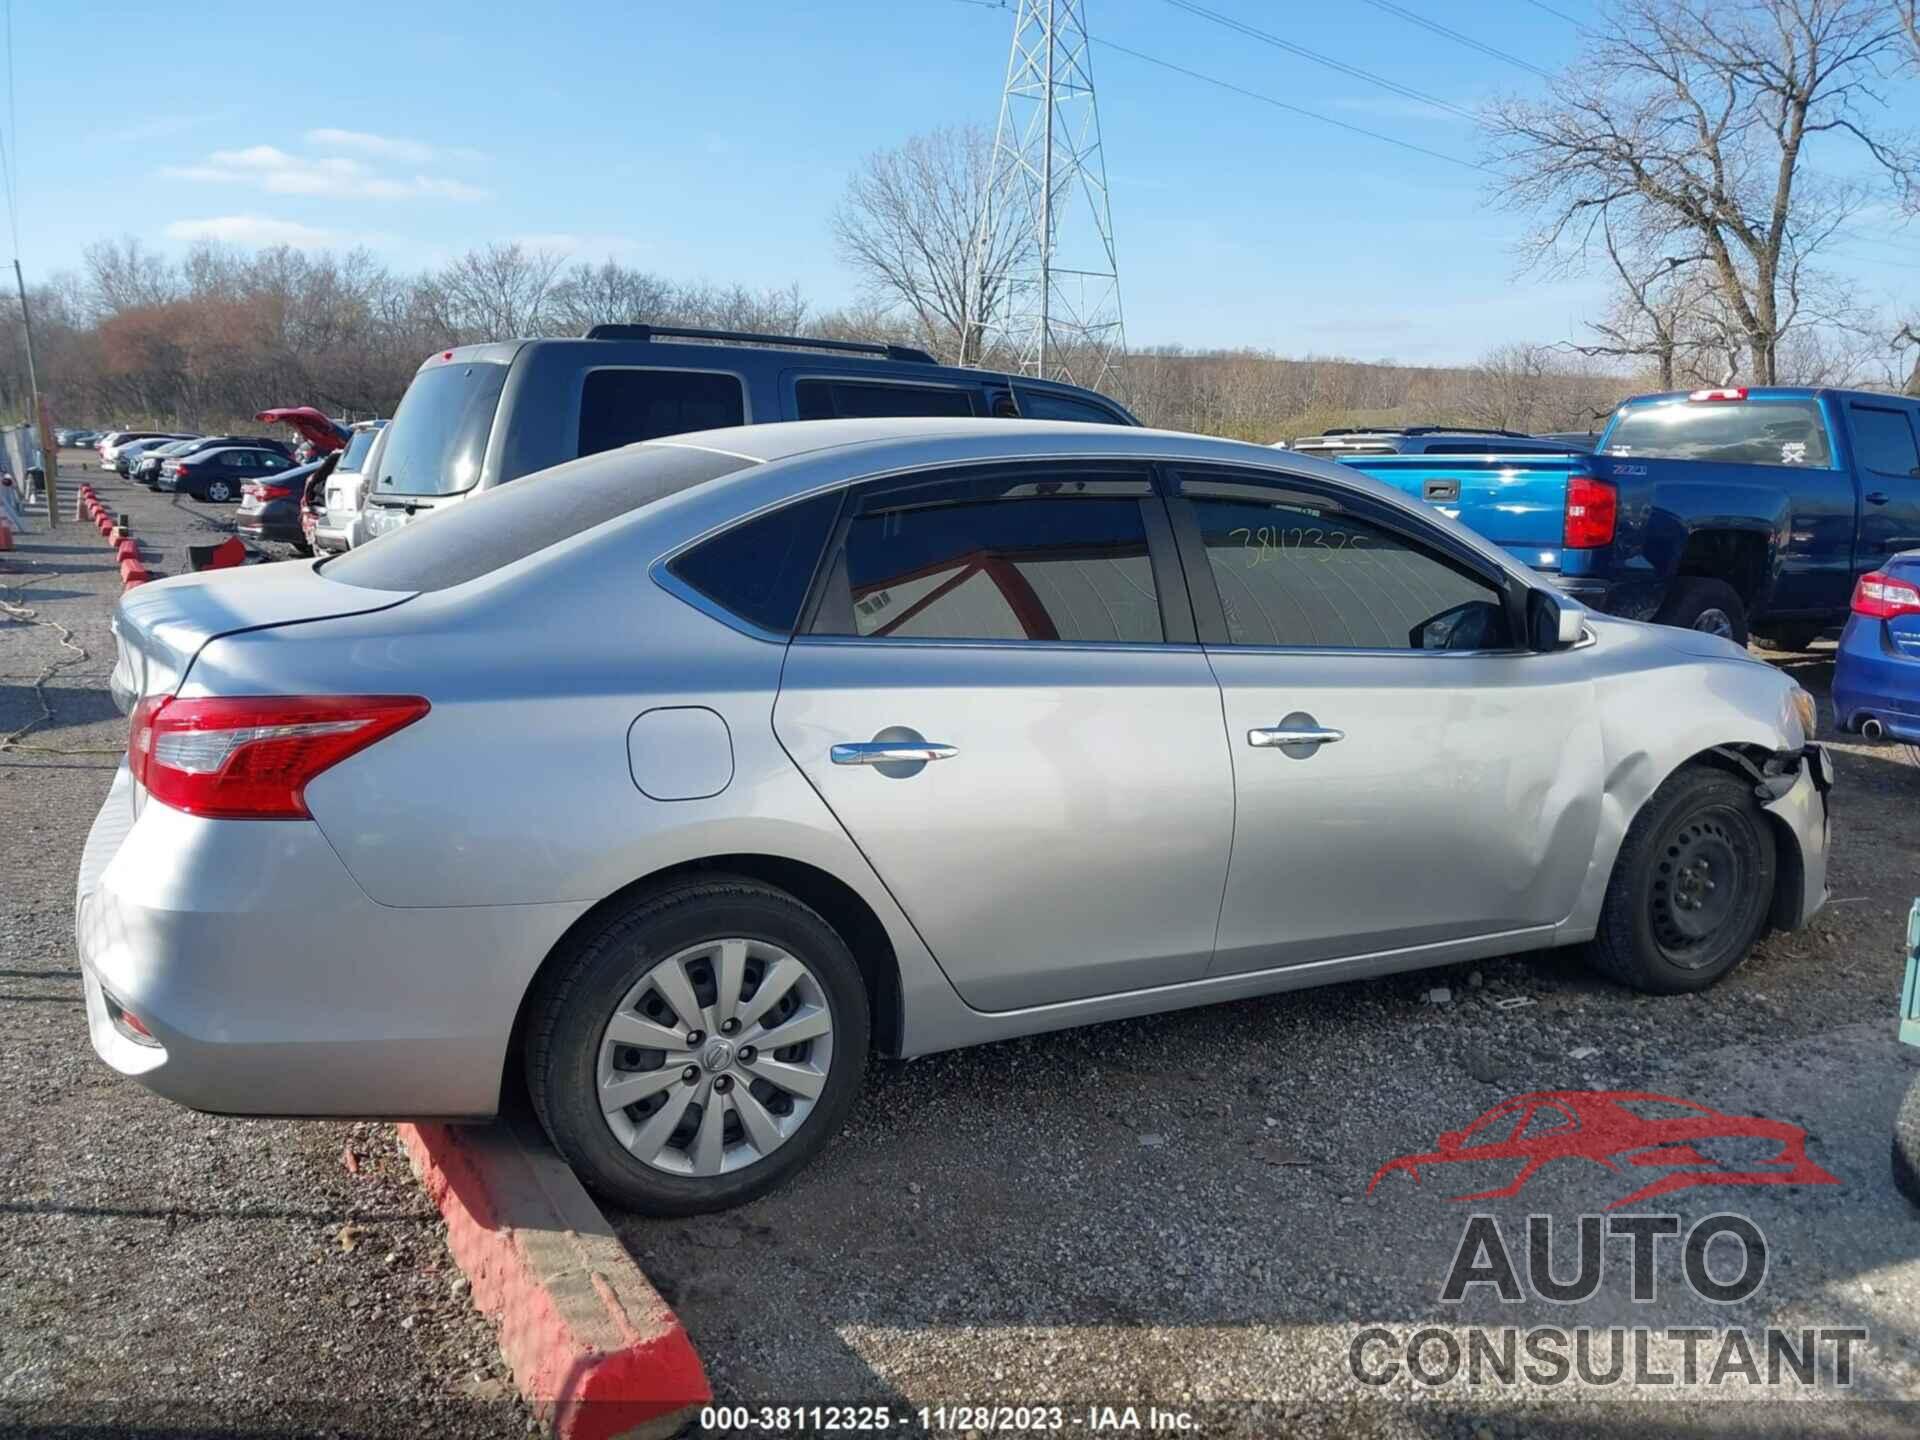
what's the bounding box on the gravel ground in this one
[0,459,528,1437]
[6,456,1919,1438]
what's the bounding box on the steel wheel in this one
[1691,608,1735,639]
[596,938,834,1177]
[1649,814,1745,967]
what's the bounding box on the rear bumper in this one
[75,764,588,1117]
[312,519,355,553]
[1832,617,1920,742]
[235,501,303,544]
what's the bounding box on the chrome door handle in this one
[832,741,959,765]
[1248,725,1344,749]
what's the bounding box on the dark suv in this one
[362,325,1139,538]
[1285,426,1590,461]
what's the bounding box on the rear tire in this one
[1656,577,1750,645]
[1586,765,1776,994]
[1894,1076,1920,1210]
[525,877,869,1216]
[205,479,232,503]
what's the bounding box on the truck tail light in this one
[128,694,429,819]
[1563,474,1618,549]
[1851,571,1920,620]
[1688,387,1748,402]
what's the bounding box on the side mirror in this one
[1528,589,1586,651]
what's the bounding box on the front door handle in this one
[1248,725,1344,749]
[1866,491,1890,506]
[832,741,959,766]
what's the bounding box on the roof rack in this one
[582,323,938,365]
[1400,425,1535,439]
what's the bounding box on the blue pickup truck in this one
[1337,386,1920,648]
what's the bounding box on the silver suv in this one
[311,420,387,554]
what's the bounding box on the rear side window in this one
[1013,387,1129,424]
[1604,399,1833,468]
[812,469,1162,643]
[1848,405,1920,477]
[794,379,977,421]
[667,490,843,635]
[375,360,510,498]
[325,445,753,593]
[578,369,746,458]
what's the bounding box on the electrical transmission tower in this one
[968,0,1127,392]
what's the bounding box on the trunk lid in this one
[1886,549,1920,657]
[256,406,350,454]
[110,564,416,811]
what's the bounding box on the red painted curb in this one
[398,1116,709,1440]
[115,538,139,562]
[120,557,151,586]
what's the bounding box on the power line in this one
[1521,0,1594,29]
[1161,0,1477,123]
[1093,34,1488,172]
[1355,0,1556,78]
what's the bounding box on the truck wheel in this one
[1586,764,1776,994]
[1755,624,1823,653]
[1895,1076,1920,1210]
[525,876,870,1216]
[1656,578,1749,645]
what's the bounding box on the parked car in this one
[1833,549,1920,750]
[312,420,388,555]
[133,439,208,487]
[1286,426,1589,461]
[361,323,1138,541]
[237,454,335,549]
[99,431,192,470]
[114,435,196,477]
[1327,387,1920,647]
[136,434,294,488]
[160,444,296,501]
[80,418,1831,1214]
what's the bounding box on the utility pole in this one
[13,257,52,526]
[968,0,1127,392]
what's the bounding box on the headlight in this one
[1788,685,1818,741]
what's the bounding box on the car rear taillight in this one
[1563,473,1618,549]
[1688,387,1748,402]
[128,694,429,819]
[1851,571,1920,621]
[174,463,191,479]
[256,484,292,500]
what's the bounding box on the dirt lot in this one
[0,459,526,1436]
[4,457,1918,1437]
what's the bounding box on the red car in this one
[1368,1090,1838,1209]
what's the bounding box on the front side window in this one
[1848,405,1920,478]
[1177,473,1513,651]
[578,368,746,458]
[794,379,978,421]
[812,470,1162,643]
[1604,398,1833,468]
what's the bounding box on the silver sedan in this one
[78,419,1831,1213]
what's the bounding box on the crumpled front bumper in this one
[1762,743,1831,931]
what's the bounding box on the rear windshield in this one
[323,443,754,593]
[373,360,510,498]
[335,426,382,476]
[1605,398,1833,468]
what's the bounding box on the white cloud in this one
[160,140,489,202]
[163,215,344,248]
[305,127,436,165]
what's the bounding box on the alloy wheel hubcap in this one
[596,938,833,1177]
[1692,608,1735,639]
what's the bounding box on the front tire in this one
[1586,765,1777,994]
[525,877,870,1216]
[205,479,232,502]
[1655,577,1750,645]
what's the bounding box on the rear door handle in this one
[1866,491,1890,505]
[832,741,959,765]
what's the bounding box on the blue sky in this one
[13,0,1919,363]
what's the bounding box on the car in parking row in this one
[157,444,297,502]
[79,416,1830,1217]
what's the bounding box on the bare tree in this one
[1484,0,1918,384]
[546,260,677,334]
[832,126,1029,364]
[422,243,566,343]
